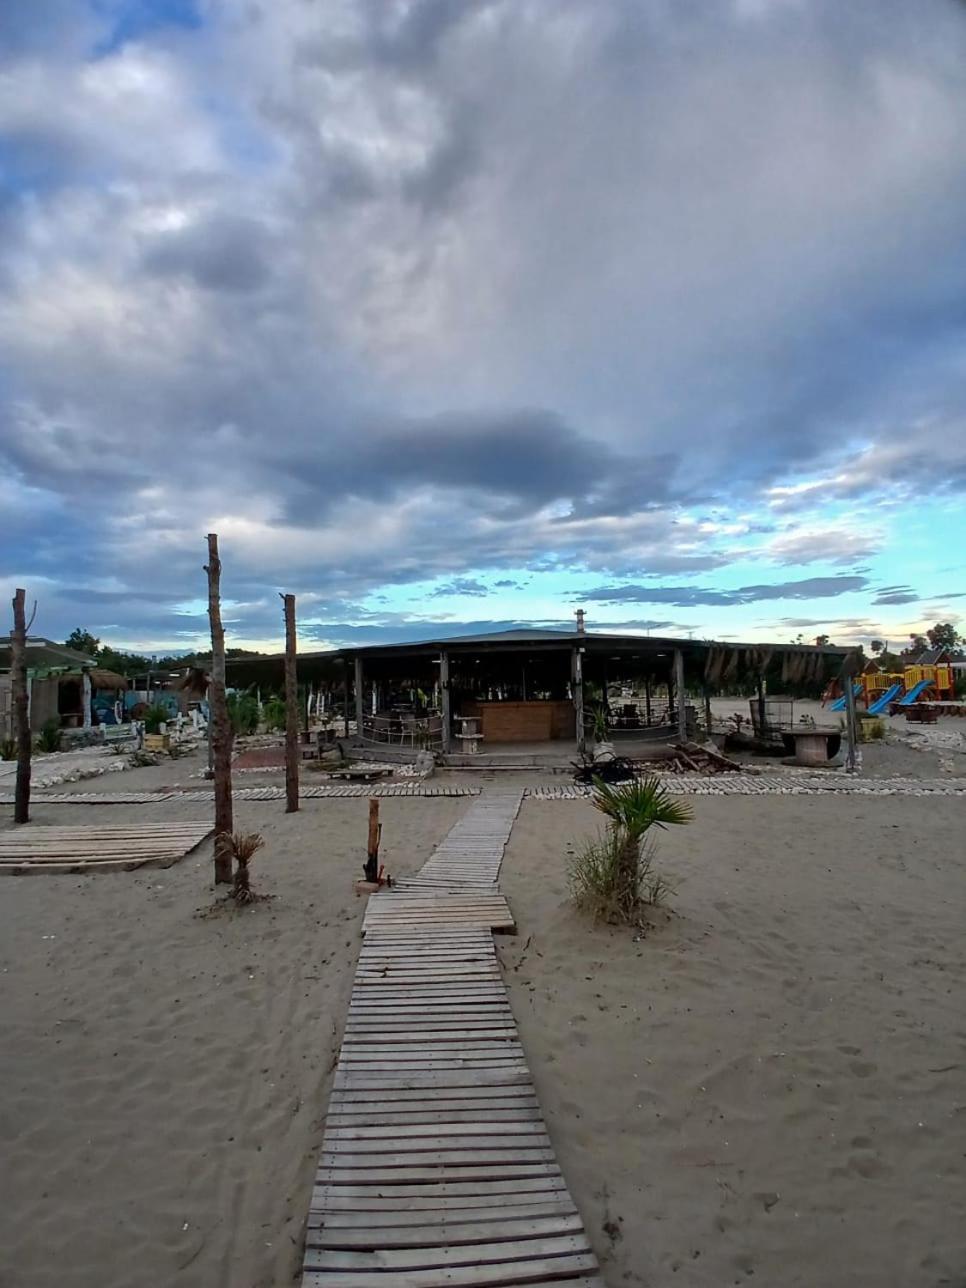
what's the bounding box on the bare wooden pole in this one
[12,588,31,825]
[364,798,381,882]
[205,534,233,883]
[281,592,299,813]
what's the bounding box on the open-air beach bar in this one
[229,625,851,757]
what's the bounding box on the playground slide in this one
[830,683,863,712]
[867,682,903,715]
[897,679,931,706]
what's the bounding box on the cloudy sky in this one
[2,0,965,655]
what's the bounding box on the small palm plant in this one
[218,830,265,904]
[569,776,692,923]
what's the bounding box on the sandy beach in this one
[0,781,464,1288]
[498,793,966,1288]
[2,749,965,1287]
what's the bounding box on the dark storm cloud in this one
[580,576,868,608]
[140,215,273,293]
[276,410,675,521]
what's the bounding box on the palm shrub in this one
[227,690,259,736]
[142,703,170,734]
[569,776,692,922]
[219,830,265,904]
[261,695,286,732]
[36,719,63,753]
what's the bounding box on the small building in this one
[0,638,128,738]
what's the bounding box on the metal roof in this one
[0,637,97,672]
[227,627,851,674]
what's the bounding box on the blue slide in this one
[867,682,903,715]
[830,682,863,711]
[897,679,931,706]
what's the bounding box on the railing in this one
[360,712,443,750]
[582,700,674,734]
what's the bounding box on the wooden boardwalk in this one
[0,821,213,874]
[302,791,605,1286]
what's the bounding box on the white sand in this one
[497,793,966,1288]
[0,787,465,1288]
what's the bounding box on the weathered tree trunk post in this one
[439,651,451,753]
[82,671,92,729]
[756,673,767,740]
[365,798,381,882]
[342,657,350,737]
[674,648,687,742]
[572,646,585,753]
[703,685,713,740]
[843,656,861,775]
[205,534,233,883]
[281,592,299,813]
[12,588,31,825]
[354,656,365,739]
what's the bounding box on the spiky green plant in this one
[142,703,171,734]
[261,695,286,732]
[227,690,259,736]
[36,719,62,753]
[571,776,692,922]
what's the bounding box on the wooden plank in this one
[306,1214,584,1248]
[328,1107,541,1122]
[314,1164,563,1185]
[312,1179,569,1203]
[304,1233,590,1269]
[325,1123,550,1141]
[330,1083,537,1103]
[302,1257,601,1287]
[308,1200,577,1227]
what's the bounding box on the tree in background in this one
[64,628,100,656]
[869,639,885,655]
[906,633,928,656]
[926,622,961,652]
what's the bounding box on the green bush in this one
[568,776,692,923]
[36,719,62,753]
[0,738,16,761]
[142,703,171,734]
[860,717,886,742]
[227,691,259,736]
[261,695,287,732]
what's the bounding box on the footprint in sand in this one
[849,1059,876,1078]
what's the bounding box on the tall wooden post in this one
[342,657,350,737]
[843,659,860,775]
[82,671,92,729]
[439,651,451,753]
[703,685,713,740]
[205,534,233,884]
[644,674,652,726]
[354,656,365,739]
[12,588,31,825]
[572,647,585,753]
[365,798,381,882]
[282,593,299,813]
[756,673,767,740]
[674,648,687,742]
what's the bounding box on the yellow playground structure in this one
[829,648,956,716]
